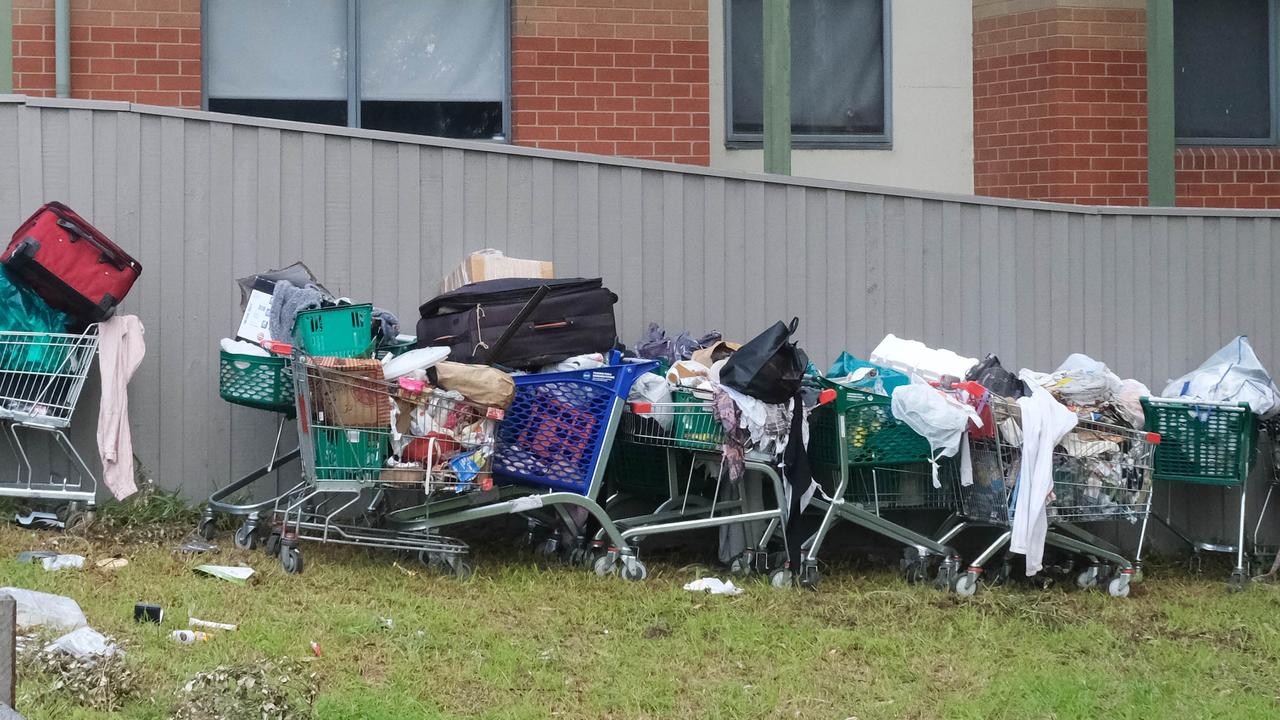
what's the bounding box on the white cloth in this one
[1009,375,1078,576]
[97,315,146,501]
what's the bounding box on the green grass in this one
[2,523,1279,719]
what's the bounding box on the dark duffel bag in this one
[416,277,618,368]
[3,202,142,322]
[719,318,809,404]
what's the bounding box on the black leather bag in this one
[719,318,809,404]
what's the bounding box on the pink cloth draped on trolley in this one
[96,315,145,500]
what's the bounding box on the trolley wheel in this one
[198,518,217,541]
[593,555,617,577]
[954,572,979,598]
[234,524,257,551]
[932,560,955,591]
[265,529,282,557]
[1228,570,1248,594]
[448,558,474,580]
[799,564,820,591]
[620,558,648,582]
[1075,565,1100,589]
[729,553,753,578]
[535,537,560,560]
[903,559,928,585]
[989,561,1011,587]
[768,567,793,589]
[1107,575,1131,598]
[1130,564,1145,584]
[64,510,91,533]
[280,547,304,575]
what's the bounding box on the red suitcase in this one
[2,202,142,322]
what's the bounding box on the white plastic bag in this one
[1115,379,1150,428]
[890,384,981,486]
[0,587,88,632]
[45,626,120,659]
[1162,336,1280,417]
[628,373,674,430]
[381,346,449,380]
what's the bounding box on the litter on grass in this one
[194,565,255,584]
[682,577,744,596]
[40,554,85,571]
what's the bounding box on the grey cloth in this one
[372,307,401,344]
[268,279,329,341]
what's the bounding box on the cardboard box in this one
[311,357,389,428]
[440,249,553,294]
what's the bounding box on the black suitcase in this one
[416,277,618,368]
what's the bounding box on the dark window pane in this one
[1174,0,1273,139]
[730,0,885,137]
[207,98,348,127]
[360,101,503,139]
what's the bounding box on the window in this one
[205,0,508,140]
[1174,0,1279,144]
[726,0,889,147]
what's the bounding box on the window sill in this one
[724,140,893,151]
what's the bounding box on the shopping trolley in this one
[1141,397,1259,592]
[935,397,1157,597]
[801,377,964,590]
[269,353,502,575]
[600,387,788,581]
[387,361,658,580]
[199,349,300,547]
[0,328,100,528]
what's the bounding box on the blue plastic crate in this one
[495,362,656,495]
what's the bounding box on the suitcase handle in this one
[530,320,571,331]
[55,218,131,272]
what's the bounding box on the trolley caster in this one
[234,524,258,551]
[535,537,560,560]
[1130,564,1145,584]
[198,516,217,541]
[954,571,980,598]
[989,561,1011,587]
[620,558,647,582]
[446,557,474,580]
[280,546,304,575]
[932,558,960,591]
[1228,570,1248,594]
[1107,573,1131,598]
[729,552,754,578]
[265,528,282,557]
[1075,565,1101,589]
[902,559,928,585]
[798,563,820,590]
[593,555,617,577]
[768,567,793,588]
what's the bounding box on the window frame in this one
[723,0,893,149]
[201,0,512,142]
[1174,0,1280,147]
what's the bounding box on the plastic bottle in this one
[171,630,210,644]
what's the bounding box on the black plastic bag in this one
[719,318,809,404]
[965,353,1028,398]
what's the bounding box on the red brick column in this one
[973,4,1148,205]
[510,0,710,165]
[11,0,200,107]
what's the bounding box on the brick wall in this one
[973,3,1148,205]
[11,0,200,107]
[510,0,710,165]
[1176,148,1280,209]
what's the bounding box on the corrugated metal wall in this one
[1,97,1277,551]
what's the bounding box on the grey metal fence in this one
[1,95,1277,551]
